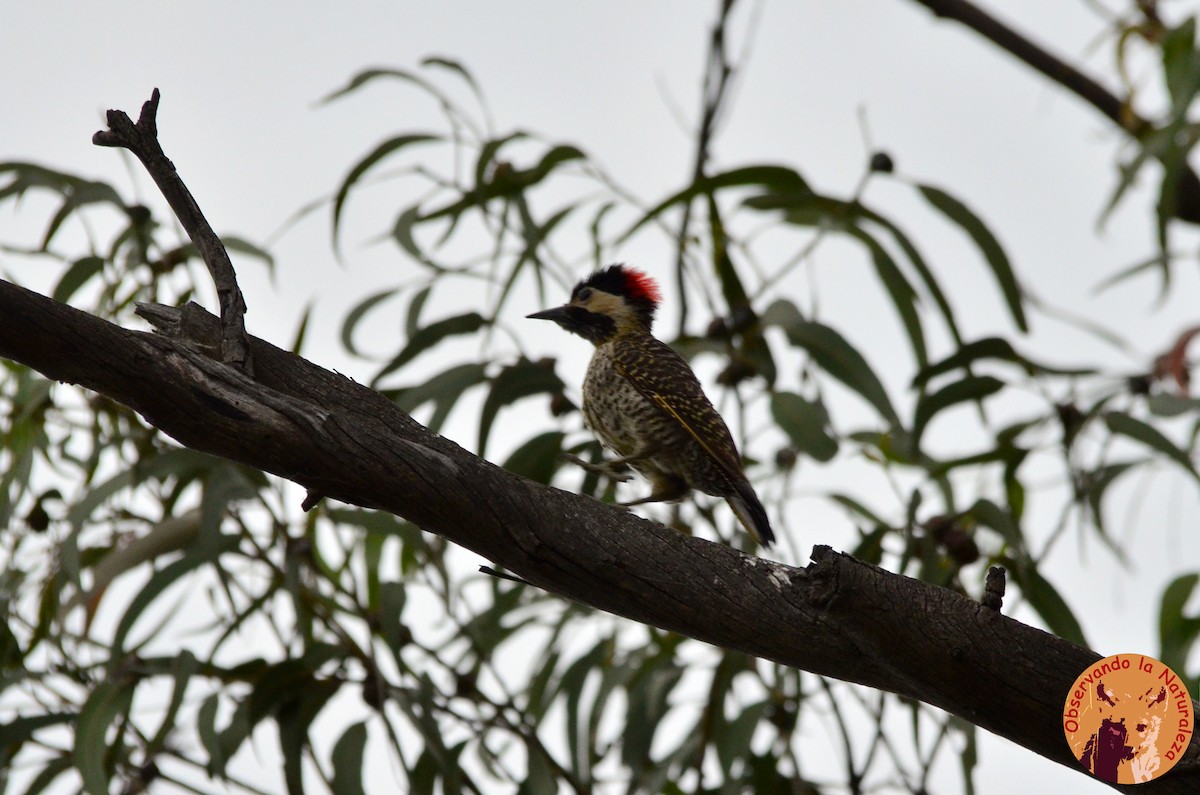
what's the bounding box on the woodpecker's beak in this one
[528,303,613,344]
[526,306,571,325]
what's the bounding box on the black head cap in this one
[573,264,661,330]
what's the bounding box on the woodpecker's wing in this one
[611,335,746,482]
[612,334,776,547]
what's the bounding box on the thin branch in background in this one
[1022,286,1146,361]
[674,0,739,337]
[910,0,1200,223]
[816,676,864,789]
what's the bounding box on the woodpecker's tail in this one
[727,481,775,547]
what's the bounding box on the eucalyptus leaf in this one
[478,359,564,457]
[770,392,838,462]
[1105,410,1200,486]
[782,320,900,427]
[371,312,487,387]
[918,184,1027,332]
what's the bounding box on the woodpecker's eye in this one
[576,287,594,302]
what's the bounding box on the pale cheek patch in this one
[577,292,638,329]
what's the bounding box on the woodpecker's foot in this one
[620,474,689,506]
[560,453,633,482]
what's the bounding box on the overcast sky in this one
[3,2,1197,792]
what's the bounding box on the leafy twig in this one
[911,0,1200,222]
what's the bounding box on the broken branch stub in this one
[93,88,254,374]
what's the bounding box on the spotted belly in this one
[581,350,726,495]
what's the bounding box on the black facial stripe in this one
[562,305,617,342]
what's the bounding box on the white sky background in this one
[2,1,1199,793]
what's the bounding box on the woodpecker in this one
[527,264,775,547]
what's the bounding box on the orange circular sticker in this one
[1063,654,1194,784]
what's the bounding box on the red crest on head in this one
[576,264,661,305]
[619,267,662,306]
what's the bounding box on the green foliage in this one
[3,3,1200,793]
[771,391,838,463]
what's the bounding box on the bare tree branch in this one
[911,0,1200,223]
[93,89,254,371]
[0,281,1196,792]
